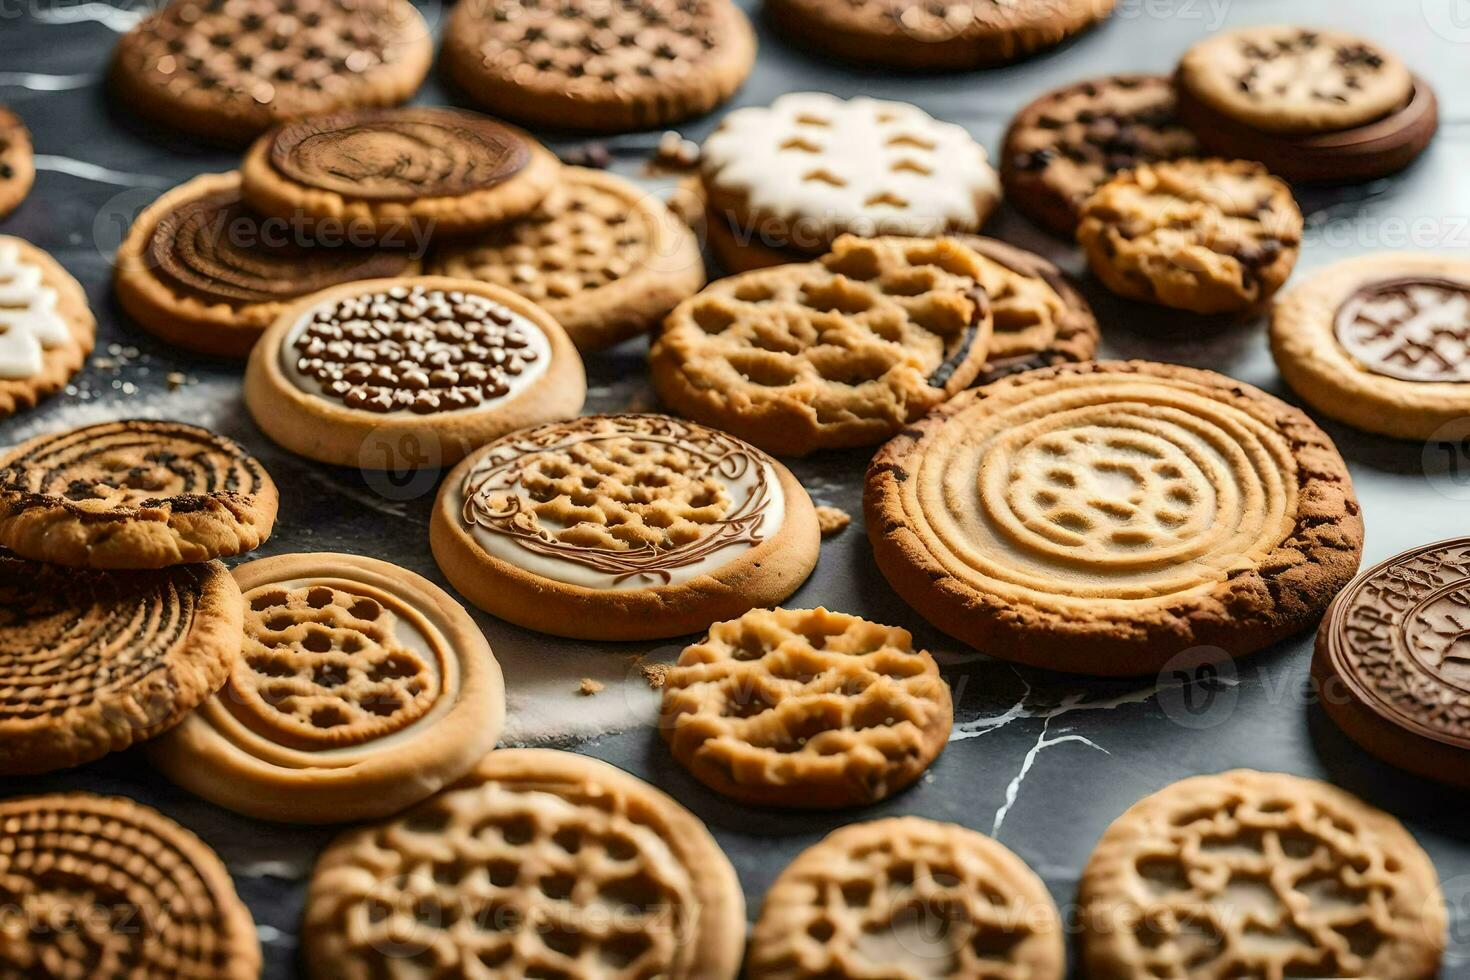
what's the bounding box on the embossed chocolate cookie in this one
[0,420,279,568]
[748,818,1064,979]
[245,277,585,468]
[0,106,34,219]
[111,0,432,143]
[1080,770,1444,980]
[1271,253,1470,440]
[150,553,505,823]
[865,361,1364,675]
[0,236,95,418]
[430,414,820,640]
[0,556,241,775]
[442,0,756,132]
[241,107,559,238]
[0,793,261,979]
[428,167,705,352]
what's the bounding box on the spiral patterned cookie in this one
[0,105,34,219]
[0,793,261,979]
[865,361,1363,675]
[0,556,241,775]
[0,419,279,568]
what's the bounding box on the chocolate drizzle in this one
[1334,276,1470,384]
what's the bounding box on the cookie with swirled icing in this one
[0,236,95,418]
[0,106,34,219]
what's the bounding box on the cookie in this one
[149,553,505,823]
[303,748,745,980]
[660,607,951,808]
[1270,253,1470,440]
[1080,770,1444,980]
[864,361,1364,675]
[244,277,585,468]
[0,236,96,417]
[442,0,756,133]
[765,0,1116,71]
[115,172,417,358]
[430,414,820,640]
[1076,158,1303,314]
[0,419,279,569]
[0,556,240,776]
[651,236,995,457]
[110,0,432,144]
[427,167,705,352]
[0,793,261,979]
[1001,74,1200,237]
[240,108,560,239]
[748,817,1064,979]
[0,106,34,219]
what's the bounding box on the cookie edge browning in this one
[863,360,1364,676]
[0,236,96,419]
[0,107,35,219]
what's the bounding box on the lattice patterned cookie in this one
[0,106,33,219]
[1081,770,1444,980]
[303,748,745,980]
[0,236,96,418]
[748,817,1064,979]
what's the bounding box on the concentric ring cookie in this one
[149,553,505,823]
[244,277,585,468]
[0,420,279,569]
[427,167,705,351]
[303,748,745,980]
[0,236,96,418]
[0,106,34,219]
[0,793,261,979]
[0,556,241,775]
[431,414,820,640]
[1080,770,1444,979]
[747,817,1064,979]
[865,361,1364,675]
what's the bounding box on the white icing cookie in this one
[0,239,69,380]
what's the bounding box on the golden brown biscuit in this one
[0,236,95,418]
[0,106,34,219]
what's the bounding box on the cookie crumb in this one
[577,678,604,696]
[166,371,188,390]
[815,505,851,536]
[562,142,612,169]
[652,130,701,172]
[639,663,671,690]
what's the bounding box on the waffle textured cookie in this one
[442,0,756,132]
[865,361,1364,675]
[1271,253,1470,440]
[0,556,241,775]
[245,277,585,468]
[428,167,704,351]
[111,0,432,143]
[660,607,951,808]
[0,236,95,418]
[0,420,278,569]
[1080,770,1444,980]
[303,748,745,980]
[431,414,820,640]
[0,793,261,979]
[0,106,34,219]
[748,817,1064,979]
[1077,158,1303,314]
[149,553,505,823]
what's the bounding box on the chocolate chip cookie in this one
[0,106,34,219]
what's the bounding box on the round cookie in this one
[303,748,746,980]
[0,556,241,776]
[149,553,505,823]
[1270,252,1470,440]
[0,419,279,569]
[0,793,261,979]
[1080,770,1444,980]
[0,106,34,219]
[864,361,1364,676]
[660,607,952,808]
[651,235,996,457]
[442,0,756,133]
[1076,158,1303,314]
[0,236,95,417]
[427,167,705,352]
[747,817,1064,979]
[240,107,559,239]
[1001,74,1201,237]
[430,414,820,641]
[115,172,416,358]
[244,277,585,468]
[111,0,432,144]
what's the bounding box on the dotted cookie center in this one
[1334,276,1470,384]
[1233,30,1389,106]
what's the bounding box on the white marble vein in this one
[33,154,169,187]
[0,72,95,91]
[32,2,143,31]
[991,717,1109,837]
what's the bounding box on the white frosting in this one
[0,240,69,380]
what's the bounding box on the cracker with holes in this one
[700,93,1000,272]
[659,607,951,808]
[748,817,1064,979]
[150,554,504,823]
[1081,770,1445,979]
[431,414,820,640]
[304,748,745,979]
[0,235,96,418]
